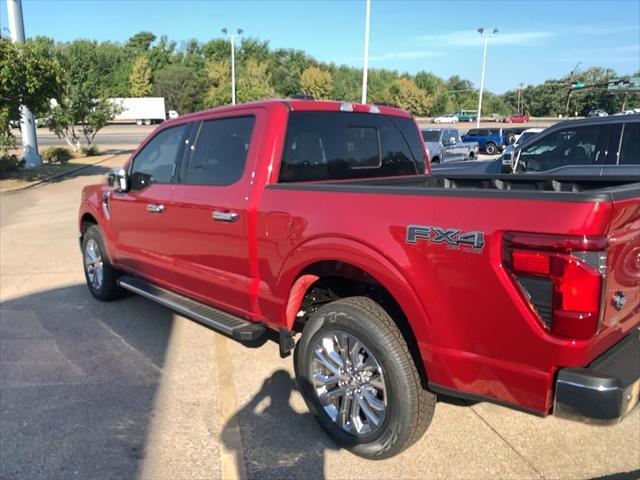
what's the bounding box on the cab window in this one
[185,116,255,186]
[130,124,188,190]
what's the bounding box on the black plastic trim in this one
[554,327,640,424]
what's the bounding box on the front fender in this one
[276,236,435,362]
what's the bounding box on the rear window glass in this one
[422,130,440,142]
[279,112,422,182]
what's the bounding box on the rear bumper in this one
[554,327,640,424]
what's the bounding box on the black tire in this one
[82,225,125,301]
[485,143,497,155]
[294,297,435,459]
[467,151,475,161]
[431,157,440,165]
[506,134,516,145]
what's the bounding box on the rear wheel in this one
[431,157,440,165]
[82,225,124,301]
[294,297,435,459]
[485,143,498,155]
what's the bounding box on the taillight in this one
[504,233,607,339]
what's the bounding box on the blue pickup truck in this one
[461,128,507,155]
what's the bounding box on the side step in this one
[118,276,265,341]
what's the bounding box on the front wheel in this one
[82,225,125,301]
[294,297,435,459]
[485,143,498,155]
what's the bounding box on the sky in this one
[1,0,639,93]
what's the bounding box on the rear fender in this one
[278,236,435,361]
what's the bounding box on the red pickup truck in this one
[79,100,640,459]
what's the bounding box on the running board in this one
[118,276,265,341]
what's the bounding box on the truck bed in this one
[270,173,640,201]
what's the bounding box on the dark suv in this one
[434,115,640,176]
[512,115,640,175]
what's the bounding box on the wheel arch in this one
[278,237,434,387]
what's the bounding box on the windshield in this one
[516,132,538,145]
[422,131,440,142]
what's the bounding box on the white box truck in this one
[110,97,167,125]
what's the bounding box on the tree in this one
[205,59,275,107]
[300,66,333,100]
[383,78,433,116]
[48,40,119,151]
[268,48,316,97]
[153,64,206,113]
[129,56,152,97]
[125,31,156,57]
[0,37,61,147]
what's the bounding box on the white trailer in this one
[110,97,167,125]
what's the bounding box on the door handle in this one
[146,203,166,214]
[212,211,239,222]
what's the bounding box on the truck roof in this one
[168,99,414,125]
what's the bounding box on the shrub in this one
[80,145,99,156]
[0,153,24,174]
[42,146,73,164]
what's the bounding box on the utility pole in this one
[7,0,41,167]
[517,83,524,114]
[222,28,243,105]
[476,27,498,128]
[361,0,371,104]
[564,61,583,116]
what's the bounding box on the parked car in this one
[452,110,477,122]
[461,128,506,155]
[503,113,529,123]
[432,114,458,124]
[499,128,545,172]
[588,109,608,117]
[421,128,479,164]
[79,99,639,459]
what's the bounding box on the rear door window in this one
[279,112,422,182]
[185,116,255,186]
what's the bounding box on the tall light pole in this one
[361,0,371,104]
[6,0,41,167]
[222,28,243,105]
[564,61,583,116]
[476,27,498,128]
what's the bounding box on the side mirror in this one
[108,168,129,192]
[448,136,456,145]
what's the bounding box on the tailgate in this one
[602,196,640,332]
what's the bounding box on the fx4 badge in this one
[406,225,485,253]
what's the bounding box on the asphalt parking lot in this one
[1,154,638,479]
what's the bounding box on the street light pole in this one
[222,28,243,105]
[476,27,498,128]
[6,0,41,167]
[564,61,583,116]
[361,0,371,104]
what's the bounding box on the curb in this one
[0,151,130,194]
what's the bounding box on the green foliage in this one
[205,59,275,107]
[154,64,206,113]
[383,77,433,116]
[300,66,333,100]
[47,40,120,151]
[42,146,73,164]
[80,145,99,156]
[129,56,152,97]
[0,153,24,174]
[0,37,61,142]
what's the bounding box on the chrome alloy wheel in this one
[84,238,104,290]
[310,330,387,435]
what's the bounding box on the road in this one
[1,156,639,480]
